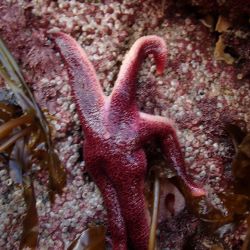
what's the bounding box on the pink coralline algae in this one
[52,32,205,250]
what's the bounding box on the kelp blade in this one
[0,37,66,249]
[68,225,106,250]
[0,37,66,198]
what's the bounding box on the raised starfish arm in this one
[51,32,106,130]
[110,36,166,111]
[139,112,205,197]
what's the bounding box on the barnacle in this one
[177,123,250,249]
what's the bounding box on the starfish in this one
[52,32,205,250]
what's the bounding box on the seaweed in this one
[68,225,106,250]
[0,37,66,249]
[0,37,66,201]
[147,170,160,250]
[144,122,250,249]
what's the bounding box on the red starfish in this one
[52,32,205,250]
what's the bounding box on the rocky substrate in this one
[0,0,249,249]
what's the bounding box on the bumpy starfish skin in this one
[52,32,205,250]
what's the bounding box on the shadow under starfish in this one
[51,32,205,250]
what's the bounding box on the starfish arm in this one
[87,162,127,250]
[109,36,166,112]
[116,181,149,250]
[139,112,205,197]
[51,32,105,130]
[108,150,149,250]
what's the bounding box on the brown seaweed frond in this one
[0,37,67,249]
